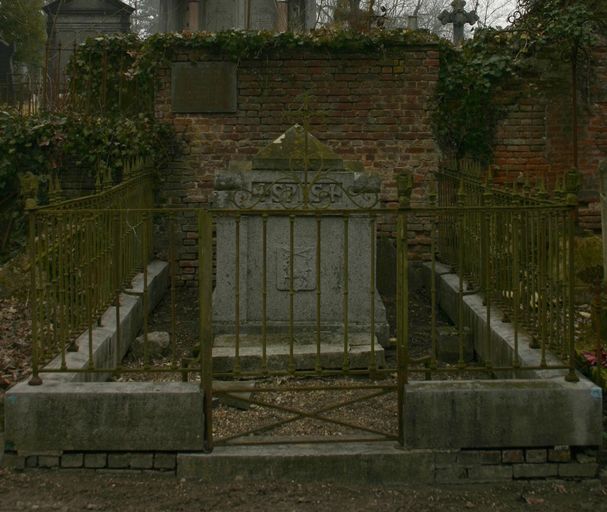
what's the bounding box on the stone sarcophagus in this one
[212,125,388,370]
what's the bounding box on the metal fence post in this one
[199,210,214,452]
[396,172,412,447]
[28,210,42,386]
[565,171,580,383]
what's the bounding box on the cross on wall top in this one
[438,0,479,45]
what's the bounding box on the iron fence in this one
[435,160,578,379]
[25,165,580,447]
[27,163,153,382]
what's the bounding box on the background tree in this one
[317,0,515,34]
[124,0,160,36]
[0,0,45,70]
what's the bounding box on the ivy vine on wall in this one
[433,0,606,163]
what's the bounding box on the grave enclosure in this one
[3,40,604,481]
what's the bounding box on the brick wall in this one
[492,43,607,231]
[153,47,440,284]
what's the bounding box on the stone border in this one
[40,260,169,383]
[2,444,600,482]
[397,263,604,450]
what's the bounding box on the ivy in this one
[0,111,175,199]
[432,0,605,162]
[68,28,439,115]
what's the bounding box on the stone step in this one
[177,442,435,484]
[212,334,386,373]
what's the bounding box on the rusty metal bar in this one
[199,210,214,452]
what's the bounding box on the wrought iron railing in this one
[435,159,578,379]
[27,162,153,381]
[26,163,580,387]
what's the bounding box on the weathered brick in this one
[2,454,25,470]
[558,463,599,479]
[576,453,598,464]
[61,454,84,468]
[108,453,131,469]
[513,464,558,479]
[468,465,513,482]
[548,446,571,463]
[502,449,524,464]
[525,449,547,464]
[480,450,502,465]
[154,453,177,470]
[38,456,60,468]
[129,453,154,469]
[84,453,107,469]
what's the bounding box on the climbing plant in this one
[67,28,440,115]
[0,111,175,198]
[432,0,606,162]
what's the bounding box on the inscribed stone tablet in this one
[172,62,237,113]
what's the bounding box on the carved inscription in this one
[276,247,315,291]
[252,181,343,205]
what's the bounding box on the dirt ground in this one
[0,468,606,512]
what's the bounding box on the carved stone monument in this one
[212,125,388,371]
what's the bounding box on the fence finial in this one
[565,168,580,206]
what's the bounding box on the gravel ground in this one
[118,286,489,443]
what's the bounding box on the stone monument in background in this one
[159,0,315,32]
[43,0,134,93]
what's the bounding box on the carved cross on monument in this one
[438,0,479,45]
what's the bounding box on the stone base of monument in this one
[212,333,385,374]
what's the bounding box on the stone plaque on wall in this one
[171,62,237,113]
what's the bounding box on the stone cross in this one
[438,0,479,45]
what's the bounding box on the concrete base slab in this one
[213,333,385,373]
[403,379,603,449]
[4,382,205,453]
[177,442,435,484]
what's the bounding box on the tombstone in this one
[0,39,14,104]
[159,0,315,33]
[43,0,134,92]
[212,125,388,371]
